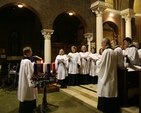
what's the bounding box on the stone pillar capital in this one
[41,29,54,40]
[90,1,107,17]
[121,8,135,22]
[84,33,93,42]
[41,29,54,63]
[84,33,93,52]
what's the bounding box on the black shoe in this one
[60,85,67,88]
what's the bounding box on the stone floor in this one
[0,87,95,113]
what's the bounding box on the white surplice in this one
[68,52,81,74]
[79,52,90,74]
[96,48,117,97]
[114,47,124,68]
[55,54,68,80]
[88,53,100,76]
[138,49,141,65]
[124,46,139,65]
[18,59,38,102]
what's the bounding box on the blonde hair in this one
[23,46,32,55]
[71,46,77,50]
[81,45,87,51]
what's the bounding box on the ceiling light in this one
[69,12,73,16]
[18,4,23,8]
[109,13,114,17]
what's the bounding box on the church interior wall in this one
[103,11,124,45]
[0,0,96,63]
[134,16,141,42]
[0,0,140,63]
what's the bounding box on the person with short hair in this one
[18,46,38,113]
[99,48,104,55]
[88,47,100,84]
[55,49,68,88]
[123,37,139,66]
[79,45,90,84]
[132,40,141,49]
[111,39,124,68]
[97,38,120,113]
[67,46,81,86]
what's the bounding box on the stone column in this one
[41,29,54,64]
[121,9,135,38]
[84,33,93,52]
[91,1,106,53]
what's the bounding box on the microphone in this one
[33,50,40,56]
[33,55,42,60]
[31,50,42,61]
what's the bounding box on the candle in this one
[52,62,55,73]
[34,63,37,75]
[40,63,43,73]
[47,64,50,75]
[43,63,47,73]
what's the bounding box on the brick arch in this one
[72,11,87,28]
[103,21,119,39]
[53,10,87,28]
[0,2,43,28]
[52,11,87,44]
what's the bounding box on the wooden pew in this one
[117,68,139,106]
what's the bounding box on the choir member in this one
[132,40,141,65]
[97,38,120,113]
[88,47,99,84]
[123,37,139,67]
[95,48,104,75]
[132,40,140,49]
[111,39,124,68]
[18,46,38,113]
[67,46,81,86]
[79,45,90,84]
[55,49,68,88]
[99,48,104,55]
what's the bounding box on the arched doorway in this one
[0,4,43,61]
[52,12,86,45]
[103,21,118,41]
[51,11,87,62]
